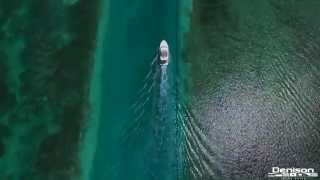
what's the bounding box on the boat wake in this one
[120,47,186,179]
[123,52,159,139]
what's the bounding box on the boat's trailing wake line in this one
[123,53,160,140]
[176,88,224,179]
[120,47,197,179]
[160,66,168,96]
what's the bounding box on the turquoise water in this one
[90,0,185,179]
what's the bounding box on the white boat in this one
[159,40,169,66]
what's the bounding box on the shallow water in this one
[0,1,100,179]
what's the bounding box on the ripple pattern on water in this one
[183,0,320,179]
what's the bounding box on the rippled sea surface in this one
[183,0,320,179]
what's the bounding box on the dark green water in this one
[0,1,100,179]
[184,0,320,179]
